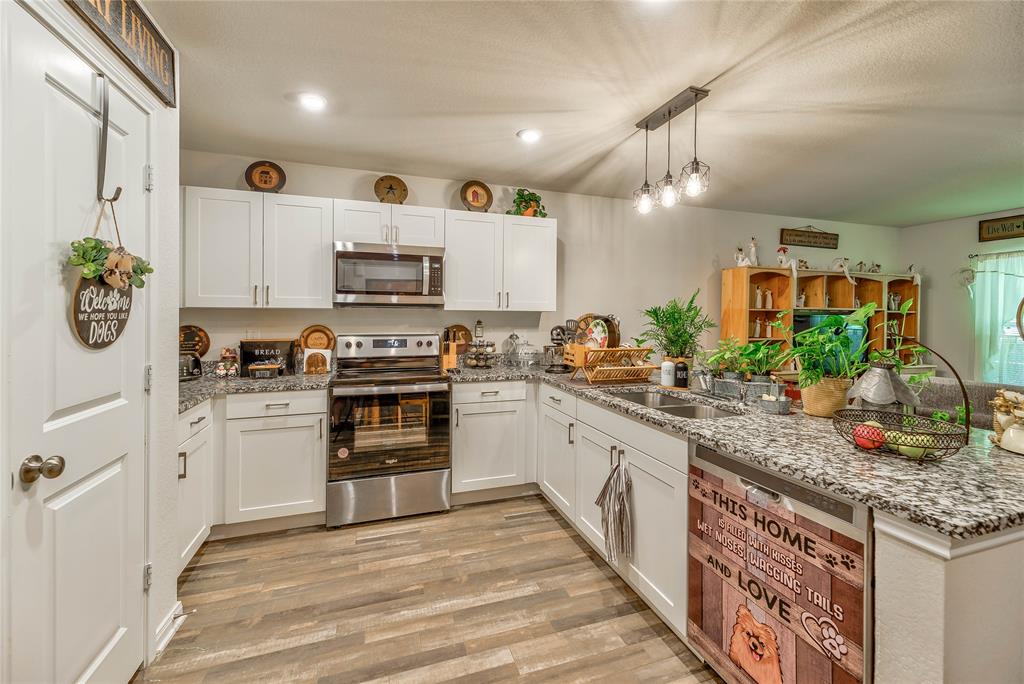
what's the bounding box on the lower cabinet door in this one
[621,444,687,634]
[451,400,525,493]
[575,423,617,556]
[539,404,576,518]
[176,428,211,575]
[225,413,326,523]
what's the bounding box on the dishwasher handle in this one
[740,477,782,503]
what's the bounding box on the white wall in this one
[900,208,1024,378]
[181,149,904,355]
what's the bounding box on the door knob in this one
[20,455,66,484]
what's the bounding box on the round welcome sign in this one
[72,277,132,350]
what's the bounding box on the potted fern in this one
[634,291,717,364]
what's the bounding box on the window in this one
[972,251,1024,385]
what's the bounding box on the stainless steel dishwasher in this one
[687,444,872,684]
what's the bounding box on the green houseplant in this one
[740,340,793,382]
[705,337,745,379]
[505,188,547,218]
[634,291,717,361]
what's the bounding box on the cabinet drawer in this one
[226,390,327,419]
[452,381,526,404]
[177,400,212,446]
[540,384,577,416]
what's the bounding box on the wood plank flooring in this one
[138,495,722,683]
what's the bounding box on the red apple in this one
[853,421,885,450]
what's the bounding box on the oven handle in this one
[331,382,450,397]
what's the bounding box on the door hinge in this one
[144,364,153,393]
[143,563,153,592]
[144,164,155,192]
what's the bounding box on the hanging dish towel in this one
[594,462,633,562]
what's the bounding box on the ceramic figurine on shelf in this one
[908,263,922,286]
[830,256,857,284]
[797,290,807,307]
[776,246,799,280]
[765,289,773,309]
[755,285,764,308]
[748,237,759,266]
[854,260,866,273]
[798,258,810,269]
[734,247,752,267]
[854,296,861,308]
[753,317,762,338]
[824,292,831,308]
[867,262,882,273]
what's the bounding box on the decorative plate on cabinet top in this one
[459,180,493,212]
[179,324,210,357]
[300,324,335,351]
[244,160,286,193]
[445,324,472,354]
[374,175,408,204]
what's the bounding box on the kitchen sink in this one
[614,391,691,409]
[657,404,739,419]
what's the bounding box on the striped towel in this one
[594,462,632,562]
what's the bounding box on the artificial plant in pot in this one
[634,290,717,364]
[505,188,547,218]
[705,337,745,379]
[782,303,875,417]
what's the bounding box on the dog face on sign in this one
[729,604,783,684]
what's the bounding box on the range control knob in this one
[355,341,363,349]
[345,341,353,349]
[417,340,424,347]
[426,340,433,348]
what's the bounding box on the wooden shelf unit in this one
[721,267,922,359]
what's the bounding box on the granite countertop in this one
[450,367,1024,540]
[178,373,332,414]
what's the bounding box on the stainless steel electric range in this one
[326,333,451,526]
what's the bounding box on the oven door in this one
[328,382,450,482]
[334,243,444,305]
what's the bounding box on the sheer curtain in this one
[972,251,1024,383]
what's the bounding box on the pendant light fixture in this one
[655,117,678,208]
[682,96,710,197]
[633,125,654,215]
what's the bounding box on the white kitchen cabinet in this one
[444,210,503,310]
[619,443,687,635]
[183,186,333,308]
[183,186,263,308]
[176,424,212,575]
[263,193,333,308]
[451,400,525,493]
[334,198,390,244]
[539,403,576,518]
[575,423,616,555]
[502,215,557,311]
[224,412,326,523]
[391,204,445,247]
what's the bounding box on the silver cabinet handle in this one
[568,422,575,445]
[549,396,561,404]
[497,291,501,308]
[618,448,624,466]
[319,417,323,439]
[394,224,399,245]
[506,291,510,308]
[481,390,500,396]
[253,284,258,305]
[455,407,460,428]
[383,223,389,243]
[265,284,270,306]
[609,445,616,466]
[178,451,187,480]
[265,401,290,408]
[190,415,206,427]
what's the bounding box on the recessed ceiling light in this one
[516,128,542,143]
[298,93,327,112]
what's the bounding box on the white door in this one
[334,198,391,244]
[539,404,576,518]
[183,186,263,307]
[502,215,556,311]
[5,7,149,681]
[391,204,445,247]
[263,193,333,308]
[621,444,687,634]
[225,414,326,523]
[176,427,212,575]
[575,423,616,555]
[451,401,525,493]
[444,210,503,311]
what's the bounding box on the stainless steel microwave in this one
[334,242,444,306]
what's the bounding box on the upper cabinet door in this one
[444,210,503,311]
[263,193,334,309]
[502,215,557,311]
[391,204,445,247]
[183,186,263,308]
[334,198,391,244]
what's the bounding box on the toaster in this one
[178,352,202,382]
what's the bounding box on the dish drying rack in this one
[563,344,656,384]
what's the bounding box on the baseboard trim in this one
[209,511,326,541]
[153,600,184,656]
[452,483,540,506]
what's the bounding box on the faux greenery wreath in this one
[68,237,154,289]
[505,188,548,218]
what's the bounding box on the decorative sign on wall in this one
[780,226,840,250]
[978,214,1024,243]
[72,277,133,350]
[66,0,176,107]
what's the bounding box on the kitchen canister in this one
[661,361,676,387]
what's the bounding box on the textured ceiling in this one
[148,1,1024,227]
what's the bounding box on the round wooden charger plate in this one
[300,324,335,351]
[445,324,472,354]
[179,324,210,357]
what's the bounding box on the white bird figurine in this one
[830,257,856,284]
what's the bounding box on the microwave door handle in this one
[423,256,430,295]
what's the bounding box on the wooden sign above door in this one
[979,214,1024,242]
[66,0,176,107]
[780,227,840,250]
